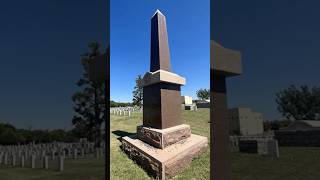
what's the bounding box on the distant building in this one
[194,99,210,108]
[281,120,320,131]
[181,96,193,105]
[229,107,264,135]
[181,96,197,110]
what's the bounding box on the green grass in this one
[232,147,320,180]
[2,109,317,180]
[112,109,320,180]
[110,109,210,180]
[0,156,104,180]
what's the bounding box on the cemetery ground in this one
[111,109,210,180]
[0,154,104,180]
[232,146,320,180]
[112,109,320,180]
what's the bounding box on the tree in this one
[132,75,143,107]
[263,120,292,131]
[71,42,106,147]
[196,88,210,100]
[0,122,79,144]
[276,85,320,120]
[110,100,132,107]
[0,129,23,145]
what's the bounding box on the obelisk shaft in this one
[150,10,171,72]
[143,10,183,129]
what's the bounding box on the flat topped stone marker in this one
[210,40,242,180]
[122,10,208,180]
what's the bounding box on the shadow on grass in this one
[112,130,135,142]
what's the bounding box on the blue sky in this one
[110,0,210,102]
[2,0,318,130]
[214,1,320,120]
[0,1,106,129]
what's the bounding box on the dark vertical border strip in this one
[210,0,231,179]
[210,1,213,179]
[105,0,110,179]
[210,0,212,178]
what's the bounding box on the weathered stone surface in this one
[137,126,162,149]
[238,139,280,158]
[122,139,162,178]
[258,139,279,158]
[143,82,183,129]
[122,134,208,180]
[137,124,191,149]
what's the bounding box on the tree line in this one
[110,100,132,107]
[0,123,80,145]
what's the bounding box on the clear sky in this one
[213,1,320,120]
[0,1,106,129]
[110,0,210,102]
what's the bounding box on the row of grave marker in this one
[0,153,64,171]
[230,136,279,158]
[110,109,131,116]
[0,142,105,172]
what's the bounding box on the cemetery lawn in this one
[0,157,104,180]
[111,109,210,180]
[232,147,320,180]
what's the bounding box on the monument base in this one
[122,134,208,180]
[137,124,191,149]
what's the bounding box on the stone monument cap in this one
[138,70,185,87]
[211,40,242,77]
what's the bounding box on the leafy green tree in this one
[276,85,320,120]
[0,122,80,144]
[49,129,67,142]
[132,75,143,107]
[196,88,210,100]
[0,129,23,145]
[110,100,132,107]
[71,42,106,147]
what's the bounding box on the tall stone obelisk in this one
[142,10,185,129]
[122,10,208,180]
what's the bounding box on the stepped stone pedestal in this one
[122,134,207,180]
[137,124,191,149]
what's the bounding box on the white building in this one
[228,107,264,135]
[181,96,193,105]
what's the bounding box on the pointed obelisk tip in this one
[152,9,163,17]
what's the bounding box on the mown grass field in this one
[0,156,104,180]
[1,109,319,180]
[232,147,320,180]
[110,109,210,180]
[112,109,320,180]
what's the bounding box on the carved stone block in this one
[122,134,208,180]
[137,124,191,149]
